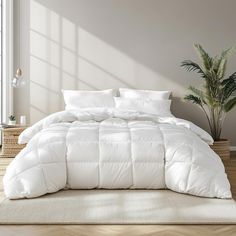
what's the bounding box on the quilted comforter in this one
[3,108,231,199]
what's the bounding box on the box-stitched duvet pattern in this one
[3,108,231,199]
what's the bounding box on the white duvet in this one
[3,108,231,199]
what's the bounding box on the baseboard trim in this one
[230,146,236,151]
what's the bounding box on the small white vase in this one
[8,120,16,125]
[20,115,26,126]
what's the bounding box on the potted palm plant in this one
[181,44,236,160]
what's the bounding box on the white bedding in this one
[3,108,231,199]
[119,88,171,99]
[114,98,172,116]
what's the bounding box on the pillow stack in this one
[62,88,172,116]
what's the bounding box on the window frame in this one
[1,0,13,124]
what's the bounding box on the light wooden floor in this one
[0,157,236,236]
[1,225,236,236]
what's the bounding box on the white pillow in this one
[62,89,116,110]
[119,88,171,100]
[114,97,172,116]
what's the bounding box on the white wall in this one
[13,0,236,145]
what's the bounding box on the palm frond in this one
[217,58,227,79]
[212,56,220,73]
[188,86,206,104]
[216,47,235,79]
[184,94,202,106]
[181,60,205,78]
[193,44,213,72]
[224,97,236,112]
[221,46,235,58]
[221,72,236,85]
[221,72,236,102]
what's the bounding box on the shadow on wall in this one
[27,0,236,136]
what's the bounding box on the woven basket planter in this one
[210,139,230,160]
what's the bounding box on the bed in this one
[3,89,231,199]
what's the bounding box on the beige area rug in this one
[0,190,236,224]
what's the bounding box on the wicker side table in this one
[0,126,27,158]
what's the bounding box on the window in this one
[0,0,13,124]
[0,0,2,123]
